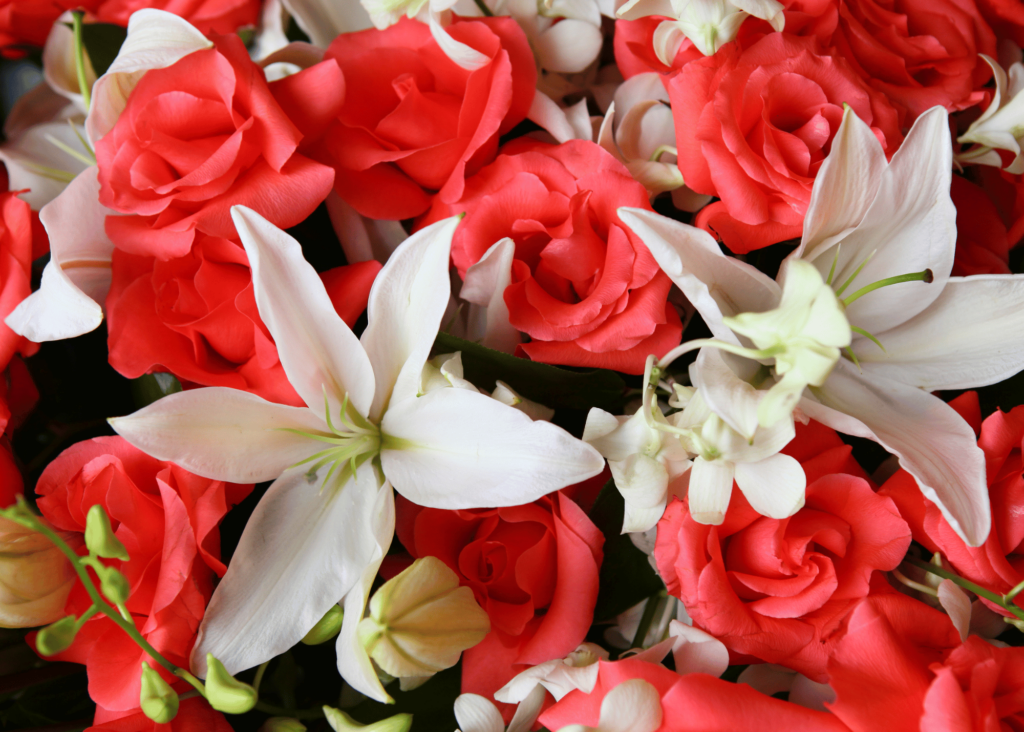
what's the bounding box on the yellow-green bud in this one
[205,653,258,714]
[99,566,131,605]
[259,718,307,732]
[140,661,179,723]
[301,604,344,645]
[323,706,412,732]
[36,615,78,656]
[85,505,129,561]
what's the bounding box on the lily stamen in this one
[842,269,933,307]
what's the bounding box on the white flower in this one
[557,678,663,732]
[957,55,1024,173]
[108,206,604,699]
[495,643,609,704]
[454,690,545,732]
[508,0,605,74]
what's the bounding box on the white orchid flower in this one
[957,54,1024,173]
[109,206,604,693]
[507,0,604,74]
[616,0,784,59]
[622,105,1024,546]
[454,689,545,732]
[557,678,664,732]
[496,643,610,705]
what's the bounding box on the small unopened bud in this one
[323,706,412,732]
[99,566,131,605]
[301,604,344,645]
[140,661,179,723]
[85,505,129,561]
[36,615,78,655]
[259,718,307,732]
[205,654,258,714]
[357,557,489,681]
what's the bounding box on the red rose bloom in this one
[93,0,260,36]
[35,437,252,711]
[422,140,682,374]
[317,16,536,220]
[105,233,380,405]
[951,176,1011,276]
[669,33,903,252]
[613,17,703,78]
[0,191,47,372]
[881,392,1024,619]
[539,657,849,732]
[396,491,603,711]
[828,593,1024,731]
[654,421,911,680]
[89,697,232,732]
[95,35,340,260]
[0,0,79,52]
[975,0,1024,46]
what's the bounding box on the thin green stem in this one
[473,0,494,15]
[1005,578,1024,604]
[631,593,663,649]
[833,249,875,298]
[891,568,938,597]
[71,11,91,110]
[905,556,1024,621]
[842,270,933,307]
[658,338,783,370]
[252,660,270,695]
[254,701,326,720]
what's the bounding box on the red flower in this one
[89,697,233,731]
[0,0,81,52]
[105,233,380,405]
[974,0,1024,46]
[668,32,903,253]
[951,176,1011,276]
[613,17,703,78]
[396,491,603,713]
[95,35,340,260]
[35,437,252,711]
[0,191,47,372]
[93,0,260,36]
[316,16,536,220]
[654,421,911,680]
[422,140,682,375]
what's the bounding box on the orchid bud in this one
[0,516,76,628]
[205,653,258,714]
[99,566,131,605]
[36,615,78,656]
[323,706,412,732]
[302,604,344,645]
[140,661,179,723]
[259,718,307,732]
[357,557,490,681]
[85,504,129,561]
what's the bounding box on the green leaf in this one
[432,332,626,412]
[80,23,127,77]
[131,372,182,408]
[589,480,664,621]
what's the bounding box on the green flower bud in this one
[35,615,78,656]
[85,505,129,561]
[99,566,131,605]
[205,653,258,714]
[301,604,344,645]
[140,661,179,723]
[323,706,412,732]
[259,718,307,732]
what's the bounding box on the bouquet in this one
[1,0,1024,729]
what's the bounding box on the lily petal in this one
[380,387,604,509]
[668,620,729,677]
[460,238,520,354]
[281,0,373,48]
[0,121,91,210]
[232,205,376,421]
[937,580,971,642]
[599,679,663,732]
[361,216,461,421]
[734,452,805,519]
[803,359,990,546]
[192,462,384,677]
[109,387,326,484]
[856,275,1024,390]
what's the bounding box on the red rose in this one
[396,491,603,711]
[951,176,1011,276]
[95,35,340,260]
[975,0,1024,46]
[422,140,682,374]
[93,0,260,36]
[654,421,911,680]
[105,233,380,404]
[35,437,252,711]
[0,191,47,372]
[89,697,232,732]
[830,0,996,119]
[828,593,1024,731]
[0,0,80,52]
[538,657,849,731]
[669,33,903,253]
[613,17,703,78]
[317,16,536,220]
[881,392,1024,619]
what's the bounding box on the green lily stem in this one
[254,701,326,720]
[2,500,208,698]
[473,0,494,15]
[631,592,664,649]
[252,660,270,695]
[904,556,1024,622]
[71,11,91,110]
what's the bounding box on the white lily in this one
[616,0,784,59]
[557,678,663,732]
[622,105,1024,546]
[109,207,604,692]
[957,55,1024,173]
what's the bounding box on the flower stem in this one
[904,556,1024,621]
[473,0,494,16]
[842,270,933,307]
[631,593,663,649]
[71,11,91,110]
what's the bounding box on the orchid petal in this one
[191,462,384,677]
[803,360,990,546]
[460,238,520,353]
[668,620,729,677]
[361,216,460,421]
[528,91,587,144]
[507,685,547,732]
[734,453,805,519]
[380,387,604,509]
[337,481,396,703]
[688,457,733,525]
[610,454,670,533]
[691,348,762,440]
[599,679,663,732]
[937,580,971,642]
[856,275,1024,390]
[232,205,376,421]
[618,207,781,344]
[535,19,603,74]
[731,0,785,27]
[6,166,112,341]
[430,14,490,70]
[281,0,373,48]
[109,387,325,483]
[454,694,505,732]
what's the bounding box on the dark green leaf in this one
[433,332,626,412]
[81,23,127,77]
[131,373,182,408]
[589,480,664,620]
